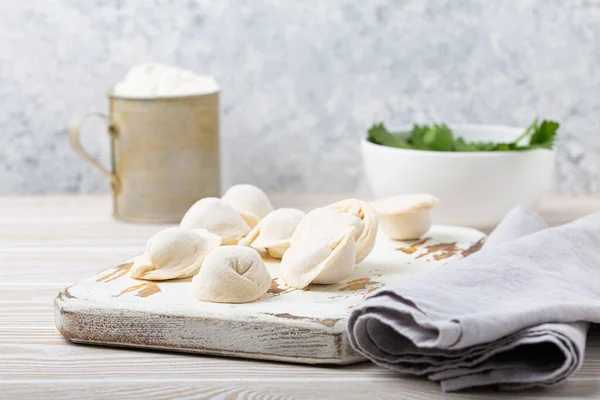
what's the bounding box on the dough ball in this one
[191,246,272,303]
[280,227,357,289]
[130,227,222,280]
[371,194,439,240]
[221,184,274,227]
[180,197,251,245]
[239,208,305,259]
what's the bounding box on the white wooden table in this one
[1,195,600,399]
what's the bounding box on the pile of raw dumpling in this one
[129,184,381,304]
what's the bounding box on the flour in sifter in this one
[113,63,219,98]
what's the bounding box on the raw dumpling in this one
[280,227,356,288]
[180,197,251,245]
[238,208,305,259]
[291,199,378,263]
[371,194,439,240]
[291,208,363,245]
[130,227,221,280]
[280,199,378,288]
[324,199,379,263]
[221,184,274,227]
[191,246,271,303]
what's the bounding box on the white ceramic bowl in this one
[361,124,555,229]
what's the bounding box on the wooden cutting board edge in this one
[54,288,366,365]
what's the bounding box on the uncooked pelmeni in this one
[291,199,378,263]
[130,227,221,281]
[238,208,305,259]
[180,197,251,245]
[191,246,271,303]
[221,184,274,227]
[280,227,357,289]
[291,208,363,245]
[324,199,379,263]
[371,194,439,240]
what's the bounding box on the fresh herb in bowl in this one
[367,117,559,152]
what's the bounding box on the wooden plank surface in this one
[1,195,600,399]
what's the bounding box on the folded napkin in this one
[348,206,600,391]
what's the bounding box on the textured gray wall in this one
[1,0,599,195]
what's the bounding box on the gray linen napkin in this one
[348,206,600,391]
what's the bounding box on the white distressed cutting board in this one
[54,225,485,365]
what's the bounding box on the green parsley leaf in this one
[367,123,412,149]
[366,118,559,152]
[407,124,429,148]
[454,137,478,151]
[529,120,559,149]
[422,124,454,151]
